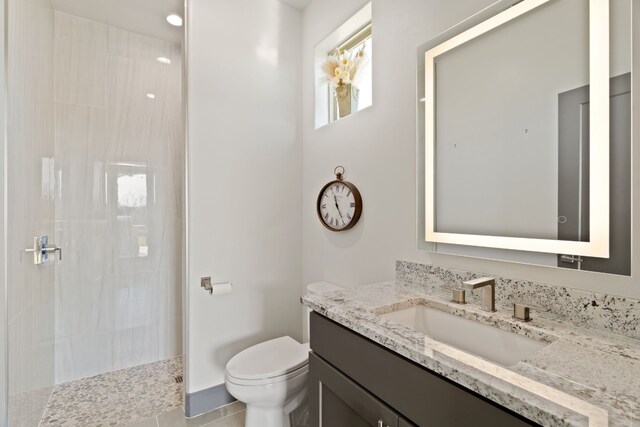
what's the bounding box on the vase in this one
[335,84,359,118]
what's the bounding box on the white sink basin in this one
[380,305,548,366]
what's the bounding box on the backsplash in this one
[396,261,640,340]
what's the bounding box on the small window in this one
[327,24,372,122]
[314,3,372,128]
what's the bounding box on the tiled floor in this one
[38,356,246,427]
[127,403,246,427]
[39,357,185,426]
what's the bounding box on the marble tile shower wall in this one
[7,0,56,425]
[53,12,184,384]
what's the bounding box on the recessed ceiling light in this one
[166,14,183,27]
[146,93,156,99]
[156,57,171,65]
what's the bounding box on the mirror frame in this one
[424,0,610,257]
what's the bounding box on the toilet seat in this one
[225,336,309,386]
[226,363,308,386]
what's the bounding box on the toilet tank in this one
[304,282,344,343]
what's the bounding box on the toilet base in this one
[245,405,290,427]
[243,388,306,427]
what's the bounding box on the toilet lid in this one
[225,336,309,381]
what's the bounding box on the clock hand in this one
[333,194,343,218]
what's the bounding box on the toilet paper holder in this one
[201,277,232,295]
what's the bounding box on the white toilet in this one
[224,282,344,427]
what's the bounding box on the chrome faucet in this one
[462,277,496,312]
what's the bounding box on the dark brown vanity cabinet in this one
[308,312,537,427]
[309,352,409,426]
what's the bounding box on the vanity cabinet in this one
[308,312,537,427]
[309,352,409,426]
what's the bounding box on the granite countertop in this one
[302,280,640,427]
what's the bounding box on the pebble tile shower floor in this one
[39,357,185,426]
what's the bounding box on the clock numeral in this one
[350,202,356,207]
[346,213,352,220]
[324,213,329,221]
[321,204,326,209]
[324,193,329,198]
[347,190,351,197]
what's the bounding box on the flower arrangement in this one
[320,47,368,87]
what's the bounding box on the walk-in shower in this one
[0,0,185,425]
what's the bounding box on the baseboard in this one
[184,383,236,418]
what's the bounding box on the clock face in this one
[318,180,361,231]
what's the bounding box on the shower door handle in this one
[24,235,62,265]
[42,246,62,261]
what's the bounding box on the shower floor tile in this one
[39,356,183,427]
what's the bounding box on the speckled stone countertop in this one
[302,279,640,427]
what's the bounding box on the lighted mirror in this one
[418,0,632,275]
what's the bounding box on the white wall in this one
[186,0,303,394]
[0,0,5,420]
[302,0,640,301]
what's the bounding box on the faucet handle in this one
[513,303,549,322]
[462,277,495,289]
[451,288,466,304]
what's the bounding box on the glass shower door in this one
[3,0,57,425]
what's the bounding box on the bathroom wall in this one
[6,0,56,424]
[301,0,640,299]
[186,0,303,396]
[53,11,184,383]
[0,0,6,422]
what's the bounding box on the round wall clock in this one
[317,166,362,232]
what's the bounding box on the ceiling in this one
[278,0,311,10]
[52,0,184,43]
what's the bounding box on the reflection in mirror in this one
[435,0,589,241]
[417,0,631,276]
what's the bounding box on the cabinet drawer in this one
[309,352,399,427]
[310,312,536,427]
